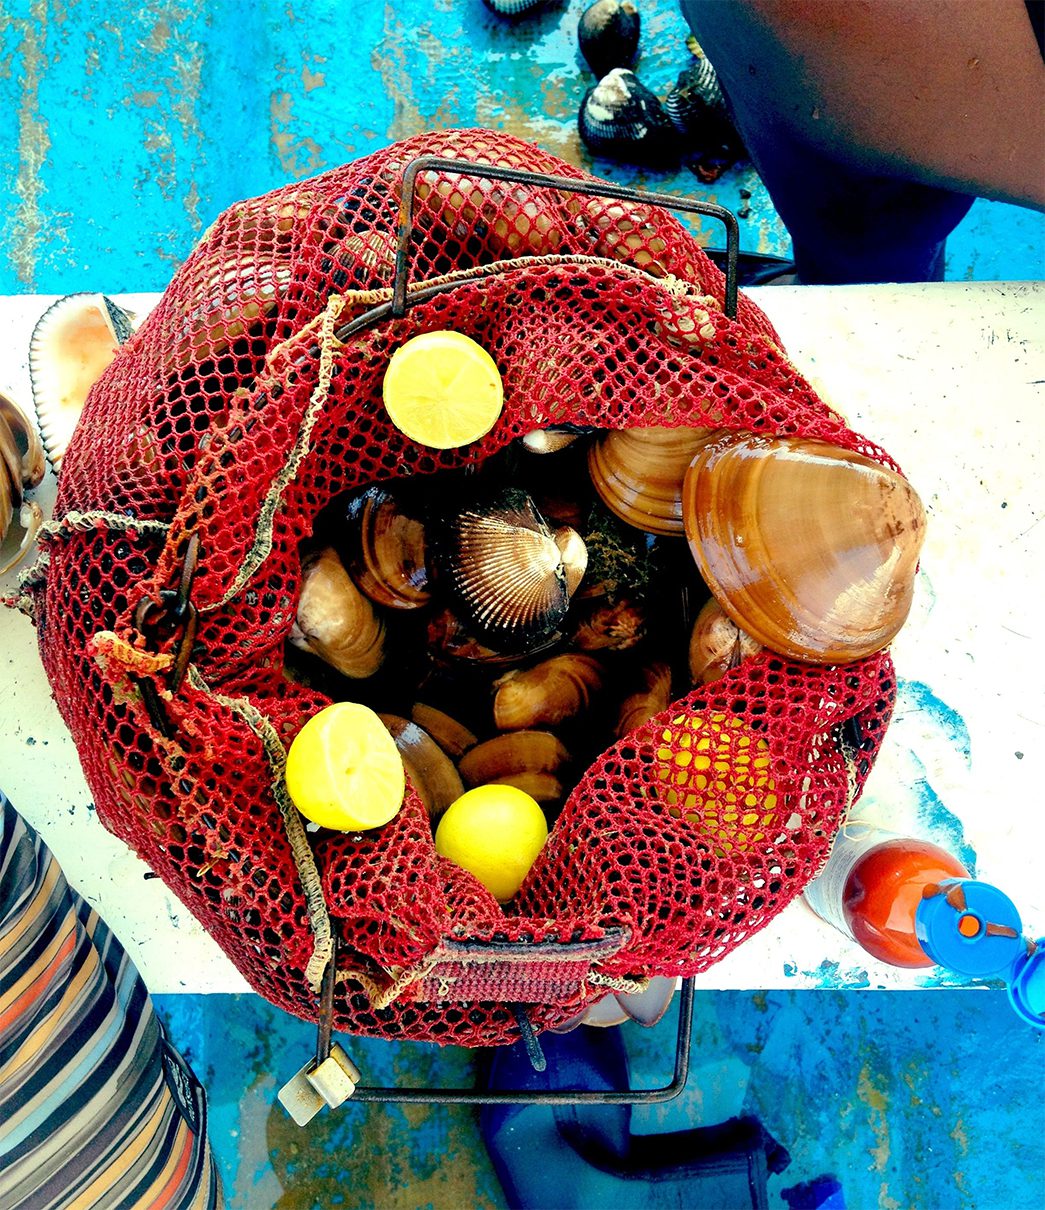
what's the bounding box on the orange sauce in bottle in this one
[841,838,970,967]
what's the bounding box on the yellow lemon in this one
[654,712,779,854]
[435,784,548,902]
[382,330,504,449]
[285,702,405,831]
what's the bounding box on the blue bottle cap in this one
[914,879,1024,978]
[1007,939,1045,1031]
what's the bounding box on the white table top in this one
[1,282,1042,995]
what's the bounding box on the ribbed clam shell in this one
[446,497,569,647]
[481,0,556,15]
[578,68,676,165]
[664,53,727,139]
[682,434,927,663]
[578,0,641,79]
[28,293,136,473]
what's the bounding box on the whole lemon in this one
[654,712,779,854]
[285,702,405,831]
[435,784,548,902]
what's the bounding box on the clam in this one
[410,703,478,759]
[578,0,641,79]
[588,425,717,535]
[520,426,589,455]
[29,293,137,472]
[578,68,677,166]
[571,594,646,651]
[378,714,465,819]
[550,975,676,1033]
[688,598,762,684]
[289,547,385,678]
[334,484,431,610]
[615,661,672,738]
[174,258,289,363]
[0,392,46,574]
[493,653,605,731]
[481,0,558,15]
[488,771,565,805]
[425,605,563,667]
[439,489,585,650]
[458,729,570,787]
[664,48,744,182]
[682,434,927,663]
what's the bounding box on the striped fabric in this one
[0,791,222,1210]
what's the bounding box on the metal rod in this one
[348,976,694,1105]
[394,154,740,320]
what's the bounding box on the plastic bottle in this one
[803,826,970,967]
[805,826,1045,1030]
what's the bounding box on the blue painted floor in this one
[4,1,1044,1207]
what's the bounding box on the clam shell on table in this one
[588,425,718,535]
[682,434,927,663]
[289,547,385,678]
[378,714,465,819]
[439,489,585,650]
[578,68,677,166]
[482,0,558,15]
[335,484,431,610]
[28,293,137,473]
[578,0,641,79]
[664,47,730,139]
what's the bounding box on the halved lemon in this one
[382,330,504,449]
[285,702,406,831]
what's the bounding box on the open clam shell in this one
[335,484,431,610]
[588,425,718,535]
[29,293,137,473]
[439,489,584,650]
[682,434,927,663]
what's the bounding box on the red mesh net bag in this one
[23,130,902,1046]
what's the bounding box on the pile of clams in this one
[287,422,926,826]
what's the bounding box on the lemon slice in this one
[435,783,548,902]
[382,330,504,449]
[285,702,406,831]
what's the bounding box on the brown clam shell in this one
[378,714,465,819]
[410,703,478,759]
[442,490,581,649]
[688,598,762,684]
[682,434,927,663]
[493,654,604,731]
[288,548,385,678]
[615,661,672,738]
[339,485,431,610]
[587,425,717,535]
[458,730,570,787]
[571,594,646,651]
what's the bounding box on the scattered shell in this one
[682,434,927,663]
[482,0,557,15]
[440,489,583,650]
[410,703,478,759]
[688,598,762,684]
[578,68,677,166]
[335,484,431,610]
[578,0,641,79]
[29,294,137,473]
[615,661,672,738]
[289,548,386,678]
[378,713,465,819]
[588,425,718,535]
[458,729,570,786]
[493,653,605,731]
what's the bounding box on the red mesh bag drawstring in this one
[23,130,898,1046]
